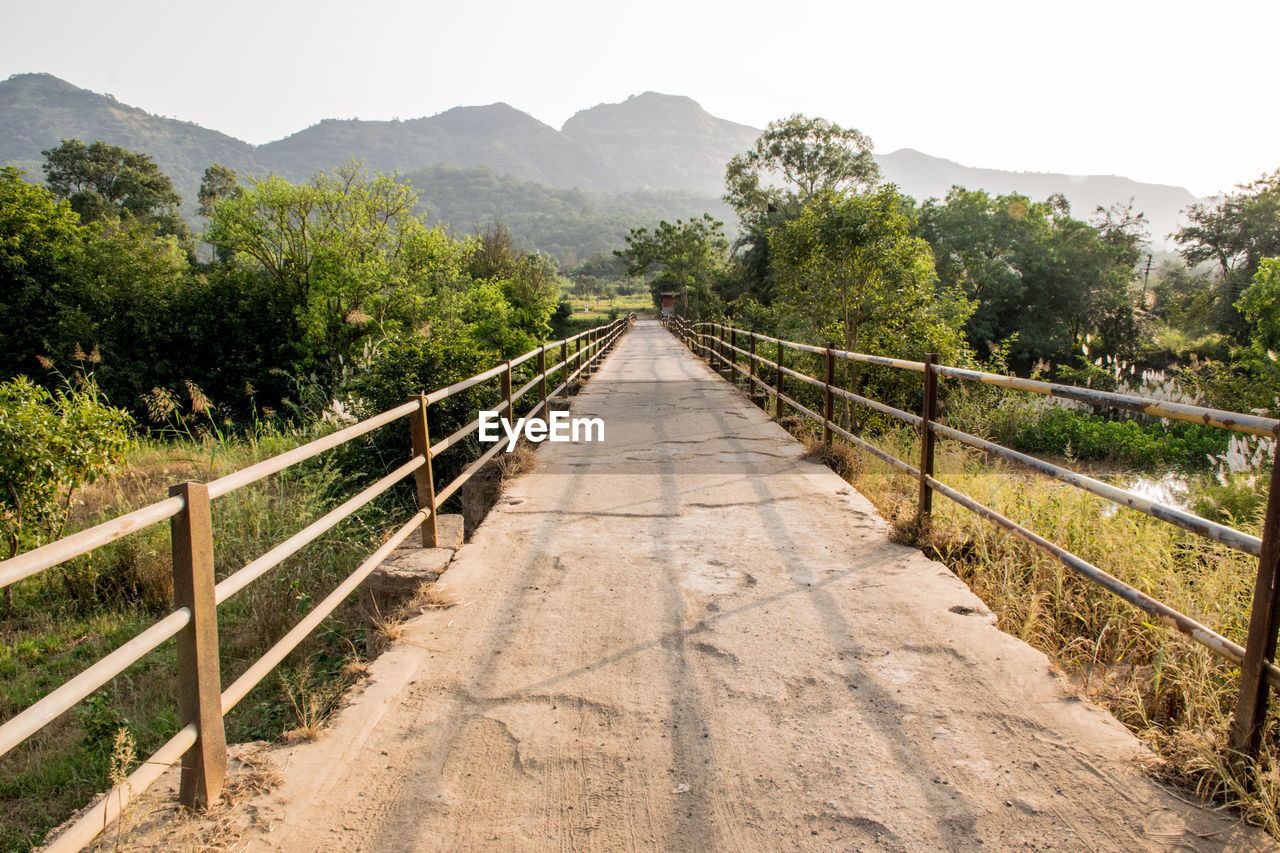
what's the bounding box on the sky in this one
[2,0,1276,198]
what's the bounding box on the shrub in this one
[0,373,135,571]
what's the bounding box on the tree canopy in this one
[724,114,880,217]
[1175,171,1280,341]
[615,215,728,319]
[42,139,188,240]
[918,188,1147,369]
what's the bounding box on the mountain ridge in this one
[0,72,1196,243]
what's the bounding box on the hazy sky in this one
[3,0,1275,197]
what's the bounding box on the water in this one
[1101,471,1190,517]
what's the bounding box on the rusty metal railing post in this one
[537,345,547,410]
[170,481,227,810]
[917,354,938,522]
[410,392,438,548]
[824,343,835,446]
[775,342,786,422]
[730,327,738,385]
[1231,452,1280,763]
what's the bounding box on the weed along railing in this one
[0,315,634,851]
[664,314,1280,765]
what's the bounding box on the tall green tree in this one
[724,115,881,307]
[919,189,1145,368]
[0,167,84,378]
[771,186,972,409]
[42,139,188,241]
[725,115,880,215]
[203,162,471,374]
[1175,171,1280,341]
[615,215,728,319]
[466,221,561,350]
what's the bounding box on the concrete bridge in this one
[214,320,1269,851]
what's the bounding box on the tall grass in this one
[0,428,410,851]
[793,417,1280,836]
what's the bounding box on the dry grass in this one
[80,746,282,852]
[279,661,350,743]
[363,582,458,659]
[791,422,1280,837]
[495,444,538,482]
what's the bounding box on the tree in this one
[0,374,134,607]
[616,215,728,319]
[918,188,1145,368]
[197,163,240,218]
[42,139,188,240]
[1175,171,1280,341]
[771,187,970,409]
[725,115,880,216]
[203,162,471,375]
[0,167,84,378]
[724,115,881,309]
[1238,258,1280,353]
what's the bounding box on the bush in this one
[0,373,134,567]
[988,402,1225,469]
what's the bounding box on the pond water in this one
[1102,471,1190,516]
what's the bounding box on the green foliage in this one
[0,167,84,379]
[723,114,881,308]
[41,139,188,241]
[204,161,473,378]
[918,189,1147,369]
[616,214,728,319]
[1151,259,1216,336]
[0,374,134,562]
[466,221,561,346]
[344,330,497,488]
[983,401,1225,469]
[771,186,972,394]
[1176,171,1280,341]
[724,114,879,216]
[1238,258,1280,353]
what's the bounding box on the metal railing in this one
[0,314,635,851]
[664,314,1280,765]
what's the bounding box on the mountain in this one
[877,148,1198,242]
[0,73,265,203]
[562,92,760,196]
[0,73,1199,247]
[258,104,626,190]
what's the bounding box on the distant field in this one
[564,292,654,319]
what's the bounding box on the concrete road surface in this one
[237,320,1272,852]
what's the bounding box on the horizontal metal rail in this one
[44,722,199,853]
[0,496,185,589]
[221,508,428,714]
[931,363,1280,438]
[928,421,1261,556]
[0,607,191,760]
[703,321,1280,436]
[424,363,509,405]
[925,474,1280,689]
[214,455,427,605]
[207,399,420,498]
